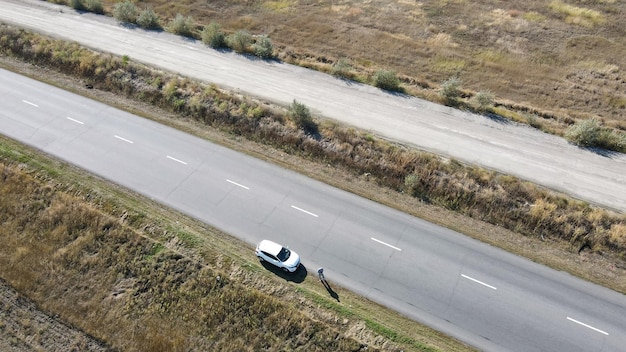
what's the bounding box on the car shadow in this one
[259,261,307,283]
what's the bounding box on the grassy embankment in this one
[55,0,626,151]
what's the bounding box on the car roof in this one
[259,240,284,256]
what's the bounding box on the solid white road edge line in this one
[114,135,134,144]
[461,274,497,290]
[371,237,402,251]
[566,317,609,336]
[66,117,84,124]
[166,155,188,165]
[291,205,319,218]
[22,100,38,107]
[226,179,249,190]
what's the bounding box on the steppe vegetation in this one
[201,21,226,49]
[63,0,626,152]
[136,7,160,30]
[1,25,625,277]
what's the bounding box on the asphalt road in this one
[1,0,626,212]
[3,69,626,352]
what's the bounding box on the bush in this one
[253,35,274,59]
[288,100,317,133]
[565,118,603,147]
[168,14,194,37]
[372,70,400,91]
[564,118,626,152]
[201,22,225,49]
[70,0,85,11]
[113,0,138,24]
[440,76,462,103]
[524,113,542,129]
[137,7,160,30]
[85,0,104,14]
[472,90,494,112]
[331,58,352,78]
[227,30,252,54]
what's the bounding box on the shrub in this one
[565,118,603,147]
[70,0,85,11]
[404,173,419,193]
[85,0,104,14]
[472,90,494,112]
[331,58,352,78]
[163,79,179,103]
[440,76,462,103]
[227,30,252,54]
[565,118,626,151]
[113,0,138,24]
[201,22,225,49]
[253,35,274,59]
[372,70,400,91]
[524,113,542,129]
[288,100,317,133]
[137,7,160,30]
[168,14,194,37]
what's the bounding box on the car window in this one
[277,247,291,262]
[262,251,278,261]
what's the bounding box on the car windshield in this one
[277,247,291,262]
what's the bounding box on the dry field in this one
[87,0,626,131]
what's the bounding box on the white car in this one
[255,240,301,273]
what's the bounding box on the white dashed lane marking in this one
[66,117,84,124]
[567,317,609,336]
[22,100,38,107]
[166,155,187,165]
[226,179,249,190]
[461,274,497,290]
[114,135,134,144]
[291,205,318,218]
[371,237,402,251]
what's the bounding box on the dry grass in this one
[71,0,626,133]
[549,0,606,28]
